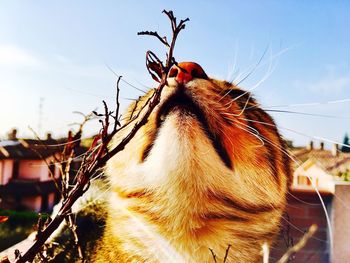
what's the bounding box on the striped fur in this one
[93,71,291,262]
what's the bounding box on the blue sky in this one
[0,1,349,148]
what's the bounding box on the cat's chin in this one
[156,90,204,126]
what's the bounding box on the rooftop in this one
[0,138,61,160]
[291,143,350,176]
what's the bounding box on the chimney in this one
[285,140,293,148]
[8,129,17,140]
[320,142,324,150]
[46,133,52,140]
[307,141,314,150]
[332,143,339,157]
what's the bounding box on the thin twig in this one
[114,76,122,130]
[209,249,217,263]
[223,245,231,263]
[137,31,169,47]
[277,224,318,263]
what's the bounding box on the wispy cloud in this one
[295,67,350,94]
[0,44,44,68]
[0,44,123,79]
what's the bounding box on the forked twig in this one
[209,245,231,263]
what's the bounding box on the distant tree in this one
[341,133,350,153]
[339,169,350,181]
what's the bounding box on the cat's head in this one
[108,61,291,220]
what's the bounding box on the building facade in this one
[0,130,61,212]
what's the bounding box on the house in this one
[292,159,335,193]
[0,129,62,212]
[291,141,350,193]
[270,141,350,263]
[0,129,86,212]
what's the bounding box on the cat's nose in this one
[168,62,208,84]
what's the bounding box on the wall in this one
[48,192,55,211]
[271,191,331,262]
[1,157,59,184]
[18,160,49,181]
[0,161,2,184]
[20,196,42,212]
[0,160,14,185]
[332,183,350,263]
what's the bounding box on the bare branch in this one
[114,76,122,131]
[137,31,169,47]
[138,9,190,75]
[223,245,231,263]
[277,224,318,263]
[129,97,140,121]
[209,248,217,263]
[13,10,189,263]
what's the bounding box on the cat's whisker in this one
[221,93,252,117]
[33,137,84,147]
[123,97,140,101]
[90,171,105,182]
[248,97,350,111]
[313,135,350,150]
[239,117,350,149]
[231,119,266,146]
[234,122,265,148]
[222,45,294,105]
[222,99,235,109]
[264,109,350,119]
[105,64,147,94]
[234,44,269,86]
[280,215,328,244]
[219,48,275,106]
[242,48,277,92]
[226,40,240,82]
[30,150,92,167]
[287,192,322,206]
[69,143,104,184]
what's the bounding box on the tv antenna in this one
[38,97,44,136]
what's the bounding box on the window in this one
[306,177,312,186]
[297,175,312,186]
[12,160,19,179]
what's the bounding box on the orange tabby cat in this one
[93,62,291,262]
